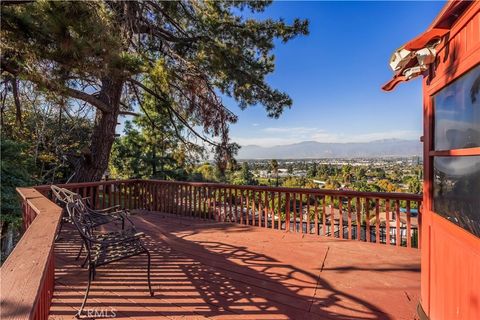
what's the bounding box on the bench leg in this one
[146,250,154,296]
[76,265,93,318]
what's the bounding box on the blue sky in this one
[223,0,445,147]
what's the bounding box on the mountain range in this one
[236,139,422,159]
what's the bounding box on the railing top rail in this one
[33,179,422,201]
[146,179,423,201]
[1,188,62,320]
[33,179,139,192]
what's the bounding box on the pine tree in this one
[1,1,308,181]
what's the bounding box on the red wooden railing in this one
[36,179,423,248]
[145,180,423,248]
[1,188,61,320]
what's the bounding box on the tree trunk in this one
[71,78,123,182]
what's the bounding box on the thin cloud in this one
[233,127,420,147]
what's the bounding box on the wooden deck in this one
[50,211,420,320]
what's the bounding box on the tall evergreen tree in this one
[1,1,308,181]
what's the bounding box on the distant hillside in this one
[237,139,422,159]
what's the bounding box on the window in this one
[433,156,480,237]
[432,64,480,237]
[434,64,480,150]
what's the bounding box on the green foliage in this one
[0,140,33,224]
[287,164,294,175]
[269,159,279,186]
[307,162,317,178]
[405,176,422,194]
[193,163,217,182]
[282,177,307,188]
[1,86,93,183]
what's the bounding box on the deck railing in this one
[36,179,423,248]
[3,179,422,320]
[1,188,62,320]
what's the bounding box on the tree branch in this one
[119,110,140,116]
[53,84,111,113]
[1,60,112,113]
[10,78,22,125]
[129,78,221,147]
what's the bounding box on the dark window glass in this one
[434,64,480,150]
[433,156,480,237]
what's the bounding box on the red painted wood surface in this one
[50,211,421,319]
[419,1,480,319]
[1,188,62,320]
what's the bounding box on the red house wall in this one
[421,3,480,319]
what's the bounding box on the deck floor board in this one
[50,212,420,319]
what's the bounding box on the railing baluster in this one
[253,189,256,226]
[356,197,361,241]
[330,196,335,237]
[117,182,122,209]
[222,188,226,222]
[234,189,238,223]
[299,193,303,233]
[209,186,213,220]
[307,194,311,234]
[292,193,297,232]
[194,185,198,218]
[365,198,371,243]
[322,196,326,236]
[263,191,268,228]
[418,201,422,249]
[187,185,191,216]
[204,186,208,219]
[127,183,131,210]
[386,200,391,245]
[240,189,243,224]
[160,182,164,212]
[396,199,401,246]
[93,185,99,210]
[228,188,232,222]
[285,192,291,231]
[339,197,343,239]
[188,185,192,217]
[196,186,200,218]
[109,182,113,208]
[268,191,273,229]
[199,186,203,219]
[347,197,352,240]
[406,200,412,248]
[82,187,87,202]
[256,190,261,226]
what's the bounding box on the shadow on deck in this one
[50,212,420,320]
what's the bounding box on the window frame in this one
[429,64,480,237]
